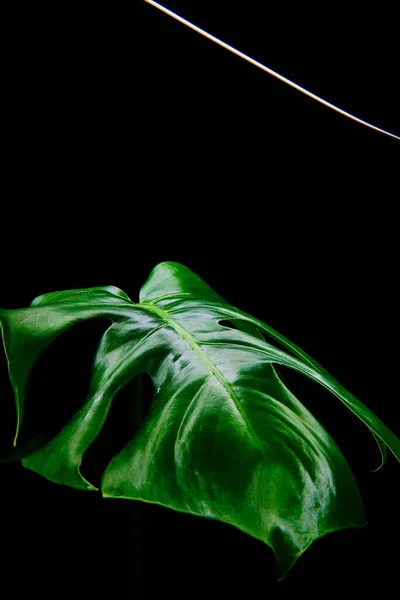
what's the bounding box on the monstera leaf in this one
[1,262,399,578]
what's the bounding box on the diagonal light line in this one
[144,0,399,141]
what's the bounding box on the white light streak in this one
[144,0,399,141]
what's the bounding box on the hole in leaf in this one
[219,318,317,359]
[219,320,240,330]
[219,318,268,342]
[20,318,110,445]
[81,373,154,488]
[275,365,376,472]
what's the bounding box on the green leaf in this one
[1,262,399,578]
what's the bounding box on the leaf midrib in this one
[140,301,260,439]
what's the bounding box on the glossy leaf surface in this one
[1,262,399,578]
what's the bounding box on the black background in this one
[1,1,399,597]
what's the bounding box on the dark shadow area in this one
[140,499,276,597]
[82,374,155,488]
[276,365,380,474]
[0,338,15,454]
[20,319,111,445]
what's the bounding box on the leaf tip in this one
[13,409,22,447]
[86,483,99,492]
[370,461,385,474]
[76,469,99,492]
[274,554,298,582]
